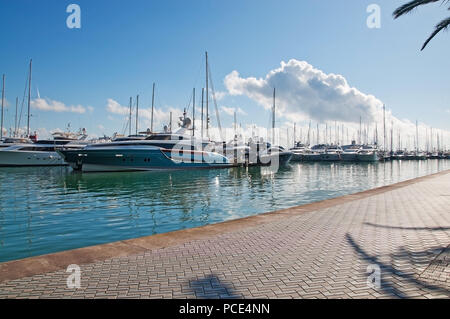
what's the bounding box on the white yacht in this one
[319,144,342,161]
[303,144,326,161]
[0,130,88,167]
[289,142,310,162]
[341,142,362,162]
[357,145,380,162]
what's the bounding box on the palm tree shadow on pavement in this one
[364,222,450,231]
[188,274,243,299]
[345,233,449,298]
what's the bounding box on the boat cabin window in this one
[145,134,183,141]
[18,147,56,152]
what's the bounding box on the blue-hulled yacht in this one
[58,114,232,172]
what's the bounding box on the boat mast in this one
[169,111,172,133]
[293,123,296,146]
[201,88,204,138]
[430,127,433,152]
[390,121,393,154]
[192,88,195,137]
[234,110,237,137]
[129,97,132,136]
[359,116,362,145]
[136,94,139,135]
[15,97,18,137]
[205,51,209,138]
[151,82,155,133]
[1,74,4,140]
[334,121,337,145]
[27,59,32,137]
[383,104,386,154]
[415,120,419,153]
[316,123,319,145]
[308,120,311,146]
[272,88,275,144]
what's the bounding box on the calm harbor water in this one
[0,160,449,262]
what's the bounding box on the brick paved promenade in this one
[0,170,449,299]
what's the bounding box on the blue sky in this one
[0,0,449,144]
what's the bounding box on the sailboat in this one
[259,88,293,166]
[0,61,89,166]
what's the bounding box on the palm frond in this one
[421,16,450,50]
[393,0,440,18]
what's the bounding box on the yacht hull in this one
[341,153,358,162]
[357,153,379,162]
[58,148,232,172]
[319,153,341,161]
[259,151,293,167]
[0,150,66,166]
[290,153,304,162]
[302,153,322,162]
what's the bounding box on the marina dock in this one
[0,170,449,299]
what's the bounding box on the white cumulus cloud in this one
[222,59,450,150]
[106,98,129,115]
[221,106,247,116]
[31,98,86,114]
[224,59,380,124]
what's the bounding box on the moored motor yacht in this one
[319,144,342,161]
[259,145,293,167]
[303,144,326,161]
[0,130,89,166]
[58,115,232,172]
[357,145,380,162]
[289,142,309,162]
[341,142,362,162]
